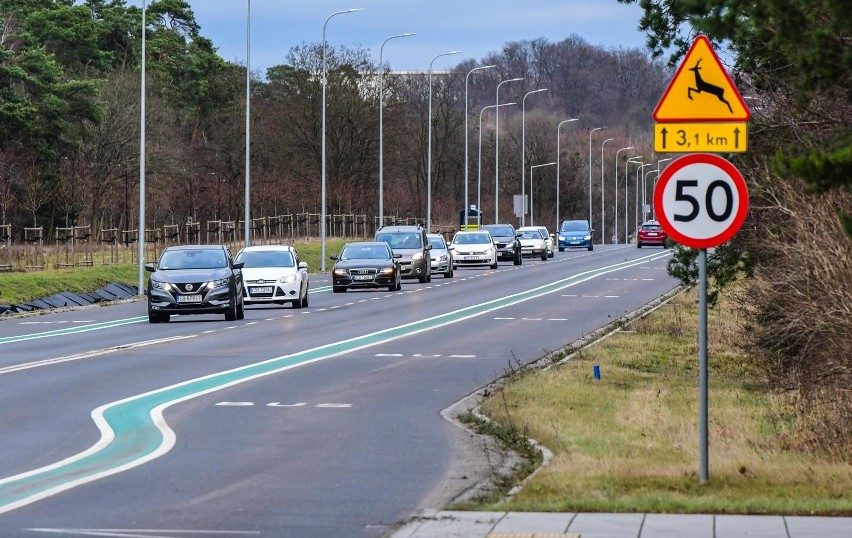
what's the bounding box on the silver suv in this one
[375,225,432,283]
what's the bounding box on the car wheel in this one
[490,260,498,269]
[419,272,429,283]
[588,244,594,251]
[302,288,310,307]
[541,251,548,261]
[148,310,166,323]
[225,293,239,321]
[333,286,346,293]
[548,250,554,258]
[236,298,245,320]
[445,267,453,278]
[637,242,642,248]
[514,252,522,265]
[559,247,564,252]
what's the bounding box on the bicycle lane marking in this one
[0,317,147,346]
[0,250,671,514]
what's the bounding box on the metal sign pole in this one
[698,247,709,482]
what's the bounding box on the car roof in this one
[517,226,546,231]
[346,241,391,247]
[163,244,225,251]
[376,225,423,232]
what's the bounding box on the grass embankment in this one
[473,288,852,515]
[0,239,351,305]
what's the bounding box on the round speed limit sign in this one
[654,153,749,248]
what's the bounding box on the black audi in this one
[330,241,402,293]
[145,245,245,323]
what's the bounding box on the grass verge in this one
[467,287,852,515]
[0,239,352,305]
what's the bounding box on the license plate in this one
[249,286,273,294]
[570,241,580,245]
[648,233,658,236]
[177,294,202,303]
[464,256,479,261]
[353,275,373,281]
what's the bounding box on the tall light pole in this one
[478,102,516,222]
[587,127,602,228]
[652,157,673,219]
[464,64,495,228]
[427,50,462,232]
[529,162,556,226]
[556,118,578,232]
[494,77,524,223]
[378,32,416,228]
[613,146,634,244]
[624,157,643,243]
[521,88,548,227]
[138,0,147,294]
[321,8,362,272]
[636,162,653,236]
[600,137,615,245]
[644,168,659,224]
[243,0,251,248]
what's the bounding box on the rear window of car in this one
[236,250,294,268]
[376,232,422,249]
[642,224,663,231]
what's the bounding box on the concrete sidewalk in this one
[390,510,852,537]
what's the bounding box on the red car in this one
[637,220,668,248]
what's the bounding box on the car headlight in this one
[558,235,565,241]
[380,267,396,275]
[279,274,297,284]
[150,279,172,291]
[438,255,448,262]
[412,252,424,261]
[207,278,229,289]
[332,269,347,277]
[485,248,494,256]
[584,234,591,240]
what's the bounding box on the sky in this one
[170,0,651,75]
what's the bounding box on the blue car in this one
[558,220,594,251]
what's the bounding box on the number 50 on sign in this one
[654,154,749,248]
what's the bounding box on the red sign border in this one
[654,153,749,249]
[653,35,751,123]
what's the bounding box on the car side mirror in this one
[144,262,156,272]
[330,255,339,261]
[447,245,455,250]
[515,232,522,238]
[232,261,244,269]
[298,262,308,269]
[393,253,402,259]
[590,229,596,234]
[425,243,432,250]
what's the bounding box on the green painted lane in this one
[0,251,671,514]
[0,317,148,346]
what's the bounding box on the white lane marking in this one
[562,294,578,297]
[267,402,306,407]
[264,318,276,321]
[245,322,258,326]
[345,303,355,306]
[521,318,542,321]
[215,402,254,406]
[642,278,654,281]
[0,336,198,375]
[358,300,368,303]
[315,403,352,408]
[494,317,514,320]
[376,353,403,357]
[448,354,476,358]
[604,295,620,298]
[548,318,569,321]
[27,529,260,537]
[582,295,600,298]
[412,354,442,358]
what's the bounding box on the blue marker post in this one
[593,364,601,380]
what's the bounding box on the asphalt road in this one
[0,244,676,537]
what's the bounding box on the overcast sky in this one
[172,0,650,74]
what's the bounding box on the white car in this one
[450,231,498,269]
[427,233,454,278]
[516,227,549,260]
[528,225,554,257]
[234,245,309,308]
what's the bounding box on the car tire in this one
[333,286,346,293]
[148,311,168,323]
[588,244,594,251]
[444,268,453,278]
[541,251,548,261]
[514,252,522,265]
[548,250,554,258]
[225,293,239,321]
[490,260,498,269]
[559,247,564,252]
[637,242,642,248]
[236,299,245,320]
[419,272,429,283]
[302,289,310,306]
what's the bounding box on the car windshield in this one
[519,230,543,239]
[340,244,390,260]
[482,226,513,237]
[428,236,446,249]
[561,221,589,232]
[453,233,491,245]
[236,250,294,268]
[375,232,422,249]
[159,249,227,270]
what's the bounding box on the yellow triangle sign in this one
[654,35,750,122]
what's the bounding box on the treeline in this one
[0,0,668,238]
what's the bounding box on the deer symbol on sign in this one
[687,58,733,113]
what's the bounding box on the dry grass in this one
[476,288,852,515]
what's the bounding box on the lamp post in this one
[529,162,556,226]
[636,162,653,236]
[321,8,362,272]
[137,0,147,294]
[600,137,615,245]
[478,102,516,222]
[613,146,634,244]
[495,77,524,223]
[427,50,462,232]
[521,88,548,227]
[624,157,643,244]
[464,64,495,228]
[644,168,659,224]
[587,127,602,228]
[243,0,251,248]
[652,157,673,219]
[556,118,579,232]
[378,32,416,229]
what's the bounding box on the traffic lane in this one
[0,351,498,537]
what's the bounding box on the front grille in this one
[348,268,377,276]
[176,282,204,293]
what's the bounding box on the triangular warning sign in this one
[654,35,751,122]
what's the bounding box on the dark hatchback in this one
[331,241,402,293]
[145,244,245,323]
[479,224,522,265]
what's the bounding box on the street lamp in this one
[613,146,635,244]
[556,118,579,232]
[644,168,659,224]
[652,157,673,219]
[521,88,548,227]
[321,8,362,272]
[478,102,516,221]
[138,0,147,295]
[378,32,416,228]
[427,50,462,232]
[587,127,602,228]
[624,157,643,244]
[600,137,615,245]
[244,0,251,248]
[464,64,495,228]
[495,77,524,222]
[529,162,556,226]
[636,162,653,236]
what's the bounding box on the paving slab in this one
[566,512,645,538]
[490,512,577,534]
[641,514,713,537]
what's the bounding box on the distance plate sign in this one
[654,154,749,248]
